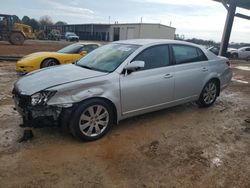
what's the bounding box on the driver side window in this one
[133,45,170,71]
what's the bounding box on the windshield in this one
[76,43,140,72]
[58,43,83,54]
[66,32,76,36]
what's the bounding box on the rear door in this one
[171,44,209,100]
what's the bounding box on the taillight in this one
[226,61,230,67]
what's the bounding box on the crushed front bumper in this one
[13,90,63,128]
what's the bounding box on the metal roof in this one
[214,0,250,10]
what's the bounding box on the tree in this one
[55,21,67,25]
[12,15,21,23]
[29,19,40,31]
[22,16,31,25]
[39,15,53,27]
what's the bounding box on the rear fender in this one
[200,72,221,96]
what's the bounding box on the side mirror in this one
[80,51,87,55]
[124,61,145,72]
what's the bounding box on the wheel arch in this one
[204,77,221,97]
[40,57,60,68]
[231,52,239,58]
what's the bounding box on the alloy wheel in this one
[79,105,109,137]
[203,82,217,104]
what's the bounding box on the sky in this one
[1,0,250,43]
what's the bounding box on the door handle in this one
[164,74,173,79]
[201,67,208,72]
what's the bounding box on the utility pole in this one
[219,0,237,56]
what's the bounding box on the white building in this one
[110,23,176,41]
[45,23,176,42]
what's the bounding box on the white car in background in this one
[65,32,79,42]
[231,46,250,60]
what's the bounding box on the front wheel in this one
[9,32,25,45]
[69,99,114,141]
[197,80,218,108]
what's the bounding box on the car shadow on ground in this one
[28,101,204,144]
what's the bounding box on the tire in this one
[41,58,59,68]
[197,80,218,108]
[232,53,238,59]
[9,32,25,45]
[8,39,14,45]
[69,99,114,141]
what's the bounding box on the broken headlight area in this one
[12,89,63,128]
[31,91,56,106]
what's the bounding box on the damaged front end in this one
[12,87,62,128]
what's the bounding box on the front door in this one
[120,45,174,115]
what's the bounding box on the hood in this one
[68,35,79,39]
[15,64,108,95]
[22,52,60,60]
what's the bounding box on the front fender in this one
[46,74,122,120]
[48,87,106,107]
[72,88,104,102]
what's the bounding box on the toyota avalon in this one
[12,39,232,141]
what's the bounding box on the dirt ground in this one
[0,39,106,56]
[0,41,250,188]
[0,40,69,56]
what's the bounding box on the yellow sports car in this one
[16,43,100,73]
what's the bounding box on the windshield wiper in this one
[76,64,94,70]
[75,64,109,73]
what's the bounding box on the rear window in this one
[172,45,208,64]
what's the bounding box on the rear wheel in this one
[9,32,25,45]
[41,58,59,68]
[197,80,218,108]
[69,99,114,141]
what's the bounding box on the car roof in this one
[114,39,203,48]
[239,46,250,49]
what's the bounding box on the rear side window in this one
[245,48,250,51]
[172,45,208,64]
[133,45,170,70]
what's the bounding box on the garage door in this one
[127,27,135,39]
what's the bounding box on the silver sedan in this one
[13,39,232,141]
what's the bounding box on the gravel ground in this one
[0,41,250,188]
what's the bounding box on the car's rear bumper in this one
[220,68,233,91]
